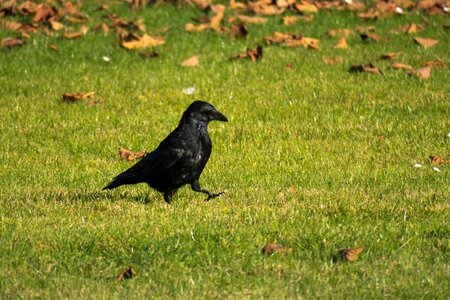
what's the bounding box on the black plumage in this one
[103,100,228,203]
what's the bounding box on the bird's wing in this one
[118,146,187,178]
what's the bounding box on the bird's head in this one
[182,100,228,123]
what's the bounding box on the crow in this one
[103,100,228,204]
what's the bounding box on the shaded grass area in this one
[0,3,449,299]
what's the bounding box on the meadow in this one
[0,1,449,298]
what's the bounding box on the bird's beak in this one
[212,109,228,122]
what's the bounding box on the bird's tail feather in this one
[102,174,142,190]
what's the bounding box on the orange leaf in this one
[283,16,298,26]
[237,15,268,24]
[119,147,146,161]
[328,28,353,38]
[295,1,318,14]
[210,4,225,31]
[322,56,343,64]
[407,66,431,79]
[429,155,450,165]
[350,63,383,75]
[424,60,446,68]
[1,37,25,48]
[62,92,95,101]
[120,33,165,50]
[333,37,348,49]
[399,23,423,34]
[181,55,199,67]
[261,243,293,255]
[338,246,365,262]
[414,37,438,48]
[391,62,413,70]
[379,52,401,60]
[49,19,64,31]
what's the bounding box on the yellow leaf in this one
[121,34,165,50]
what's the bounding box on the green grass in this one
[0,2,449,299]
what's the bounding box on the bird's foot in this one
[205,191,225,202]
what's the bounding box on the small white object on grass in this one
[413,163,423,168]
[345,0,353,4]
[102,56,110,62]
[395,7,404,14]
[432,167,441,172]
[182,87,196,95]
[447,132,450,138]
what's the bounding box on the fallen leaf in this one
[414,37,439,48]
[338,246,365,262]
[322,56,343,64]
[429,155,450,165]
[0,19,23,31]
[424,59,446,68]
[261,243,293,255]
[185,22,210,32]
[327,28,353,38]
[1,37,25,48]
[379,52,401,60]
[237,15,268,24]
[210,4,225,31]
[33,5,56,23]
[181,55,199,67]
[284,63,293,70]
[283,16,298,26]
[391,62,413,70]
[350,63,383,75]
[49,44,58,51]
[190,0,211,10]
[358,9,379,20]
[229,45,263,62]
[407,66,431,79]
[62,91,95,102]
[299,14,314,22]
[399,23,423,34]
[360,33,386,42]
[286,37,319,50]
[64,31,82,39]
[49,19,64,31]
[116,267,136,282]
[119,147,146,161]
[333,37,348,49]
[295,2,318,14]
[120,33,165,50]
[230,23,248,38]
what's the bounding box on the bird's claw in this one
[205,192,225,202]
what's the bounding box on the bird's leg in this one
[191,180,224,201]
[163,190,173,204]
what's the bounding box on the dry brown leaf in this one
[360,33,386,42]
[237,15,268,24]
[253,4,285,15]
[49,19,64,31]
[283,16,298,26]
[119,147,146,161]
[62,91,95,101]
[399,23,423,34]
[229,0,247,10]
[0,19,23,31]
[230,23,248,38]
[391,62,413,70]
[338,246,365,262]
[116,267,136,282]
[121,33,165,50]
[265,32,295,44]
[210,4,225,31]
[185,22,210,32]
[295,1,318,14]
[181,55,199,67]
[350,63,383,75]
[33,5,56,23]
[333,37,348,49]
[414,37,439,48]
[380,52,401,60]
[64,31,82,39]
[284,63,293,70]
[424,60,446,68]
[1,37,25,48]
[328,28,353,38]
[429,155,450,165]
[229,45,263,62]
[261,243,293,255]
[190,0,211,10]
[49,44,58,51]
[358,9,379,20]
[286,37,319,50]
[407,66,431,79]
[322,56,343,64]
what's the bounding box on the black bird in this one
[103,100,228,204]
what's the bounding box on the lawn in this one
[0,1,449,298]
